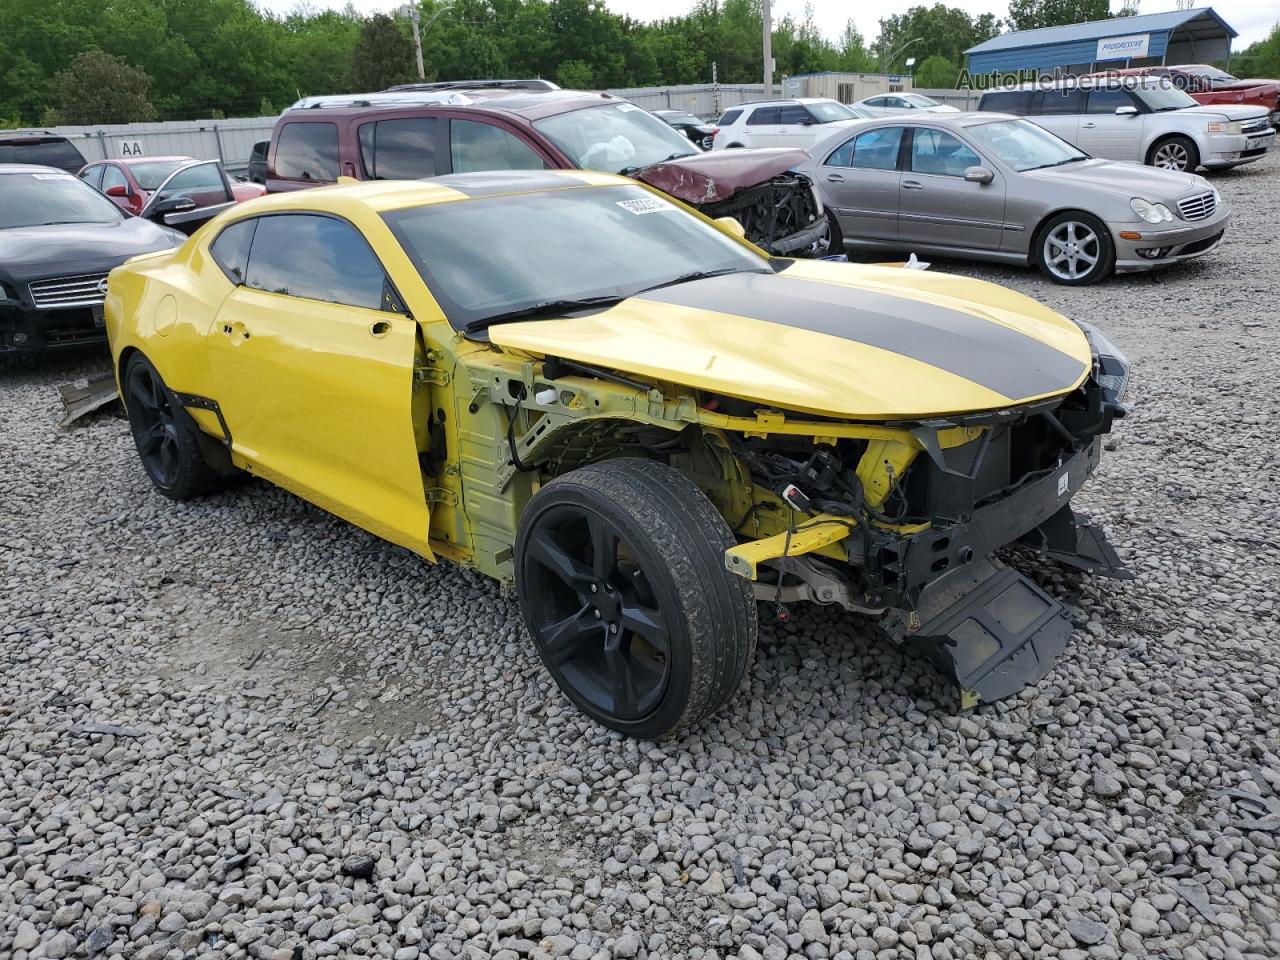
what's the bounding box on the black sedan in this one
[652,109,717,150]
[0,164,185,353]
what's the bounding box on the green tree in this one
[1234,23,1280,79]
[48,49,156,123]
[913,54,959,88]
[876,5,1002,71]
[352,13,414,91]
[556,59,596,88]
[835,21,877,73]
[1005,0,1112,33]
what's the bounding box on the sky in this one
[258,1,1278,51]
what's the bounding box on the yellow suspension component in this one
[724,514,853,580]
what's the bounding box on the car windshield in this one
[0,171,125,228]
[534,102,698,174]
[1133,83,1198,112]
[383,184,767,333]
[807,101,857,122]
[966,119,1088,172]
[905,94,940,108]
[129,160,189,190]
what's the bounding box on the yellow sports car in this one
[106,169,1132,739]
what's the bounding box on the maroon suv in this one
[264,80,828,256]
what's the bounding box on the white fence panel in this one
[46,116,276,171]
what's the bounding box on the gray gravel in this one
[3,152,1279,960]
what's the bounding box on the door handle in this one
[369,320,392,338]
[826,173,845,182]
[1081,122,1096,129]
[902,180,924,190]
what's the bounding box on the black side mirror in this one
[148,196,197,218]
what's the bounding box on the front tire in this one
[824,211,845,257]
[1148,135,1199,172]
[515,458,757,739]
[1035,211,1115,285]
[124,355,225,500]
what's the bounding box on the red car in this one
[1093,65,1280,127]
[76,156,266,216]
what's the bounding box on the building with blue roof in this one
[965,7,1237,76]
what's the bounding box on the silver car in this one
[853,93,961,117]
[799,113,1230,284]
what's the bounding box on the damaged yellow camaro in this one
[106,169,1132,739]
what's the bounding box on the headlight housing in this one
[1130,198,1174,224]
[1074,319,1130,406]
[1207,120,1243,135]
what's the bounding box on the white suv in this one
[978,78,1274,172]
[712,99,869,151]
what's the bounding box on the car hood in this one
[488,260,1092,420]
[632,148,811,204]
[1176,104,1271,121]
[0,217,182,289]
[1208,79,1280,94]
[1024,157,1208,199]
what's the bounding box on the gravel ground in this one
[2,152,1279,960]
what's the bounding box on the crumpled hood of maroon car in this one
[632,148,810,204]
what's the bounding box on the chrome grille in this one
[1177,191,1215,222]
[1241,118,1270,136]
[28,273,108,310]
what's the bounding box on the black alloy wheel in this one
[124,355,224,499]
[521,505,670,722]
[515,458,757,739]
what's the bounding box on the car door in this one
[1078,88,1143,161]
[860,97,890,117]
[204,212,431,555]
[772,104,816,148]
[100,164,137,214]
[445,118,551,173]
[357,115,447,179]
[898,126,1006,252]
[1026,89,1084,145]
[743,105,781,147]
[820,125,906,242]
[139,160,237,234]
[267,120,341,192]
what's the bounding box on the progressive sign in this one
[1095,33,1151,61]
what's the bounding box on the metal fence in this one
[39,83,982,170]
[603,84,768,119]
[45,116,276,172]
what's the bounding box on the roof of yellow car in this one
[232,170,628,217]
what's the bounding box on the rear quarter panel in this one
[106,238,237,430]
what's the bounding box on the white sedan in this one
[854,93,961,117]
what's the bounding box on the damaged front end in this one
[722,328,1133,707]
[632,149,828,257]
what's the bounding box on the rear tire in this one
[1148,135,1199,172]
[1034,211,1115,286]
[124,355,225,500]
[515,458,757,739]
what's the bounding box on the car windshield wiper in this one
[1026,157,1088,171]
[631,266,761,295]
[465,295,627,333]
[463,268,758,333]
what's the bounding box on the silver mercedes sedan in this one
[797,113,1230,284]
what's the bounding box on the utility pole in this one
[409,6,425,81]
[762,0,772,98]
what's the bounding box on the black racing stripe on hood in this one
[638,273,1085,399]
[430,170,592,197]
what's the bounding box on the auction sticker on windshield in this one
[617,197,674,215]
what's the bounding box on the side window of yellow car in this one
[210,218,257,285]
[241,213,391,311]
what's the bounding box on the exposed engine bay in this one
[695,172,827,256]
